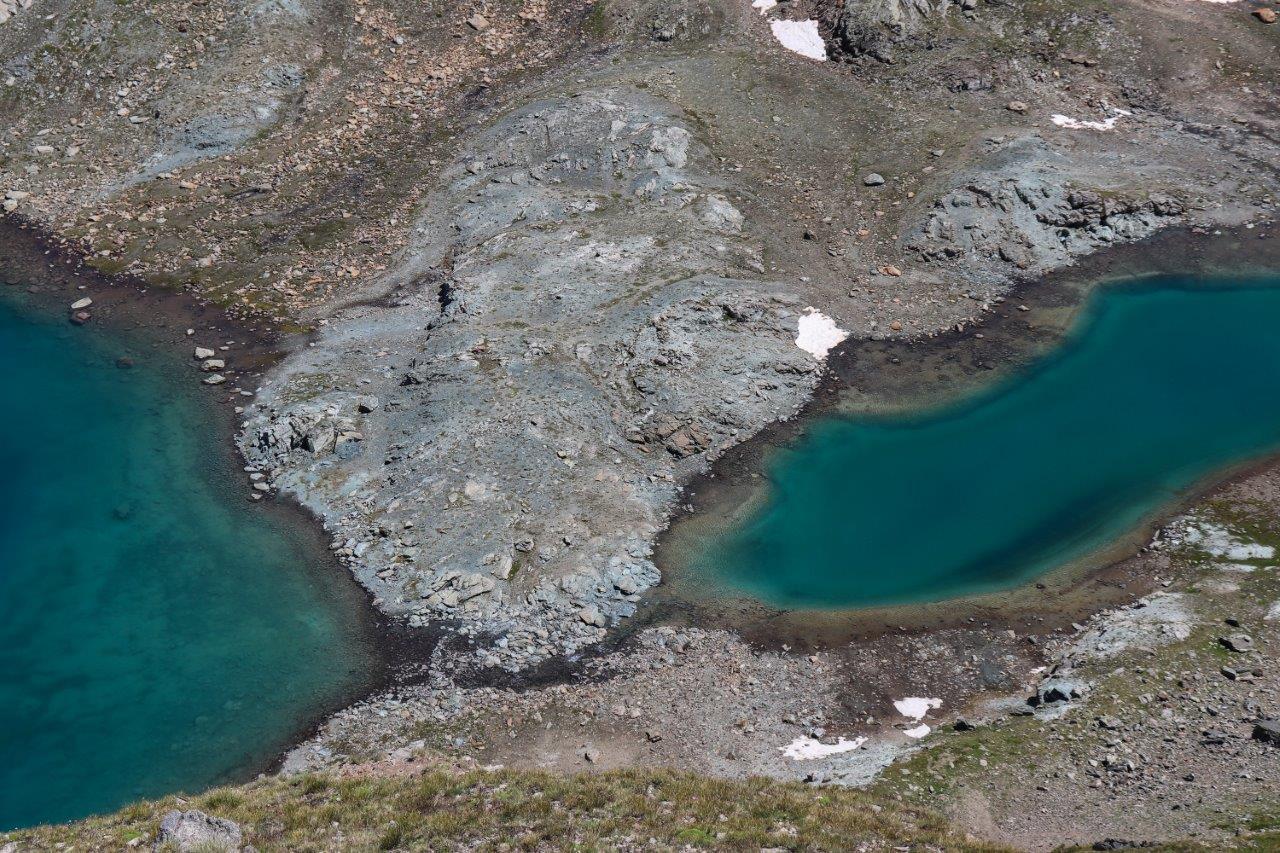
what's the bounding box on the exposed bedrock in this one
[825,0,965,63]
[240,89,824,668]
[903,136,1186,276]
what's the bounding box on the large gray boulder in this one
[156,809,242,851]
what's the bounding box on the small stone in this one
[1254,7,1276,23]
[863,173,886,186]
[889,320,903,331]
[466,12,489,30]
[201,359,226,372]
[583,747,601,763]
[194,347,216,359]
[70,297,93,310]
[203,374,227,385]
[69,310,91,325]
[1007,100,1028,113]
[578,605,607,627]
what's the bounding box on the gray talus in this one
[240,89,824,669]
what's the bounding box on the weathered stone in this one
[1252,719,1280,745]
[156,809,242,851]
[1219,633,1254,653]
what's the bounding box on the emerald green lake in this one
[0,294,378,830]
[687,276,1280,609]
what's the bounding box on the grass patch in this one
[4,767,1009,851]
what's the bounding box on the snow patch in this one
[781,735,867,760]
[903,724,932,739]
[1267,601,1280,621]
[770,20,827,61]
[752,0,778,12]
[893,697,942,721]
[796,308,848,359]
[1051,107,1132,131]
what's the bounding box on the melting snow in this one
[770,20,827,61]
[903,724,932,739]
[781,735,867,760]
[1051,107,1132,131]
[752,0,778,12]
[795,308,848,359]
[1267,601,1280,621]
[893,697,942,721]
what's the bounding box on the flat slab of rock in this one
[157,809,242,851]
[1253,719,1280,746]
[1219,633,1254,653]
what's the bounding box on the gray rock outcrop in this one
[156,810,242,852]
[240,89,824,668]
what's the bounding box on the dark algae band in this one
[678,275,1280,610]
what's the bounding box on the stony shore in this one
[5,0,1280,847]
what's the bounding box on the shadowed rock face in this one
[241,89,824,668]
[824,0,962,62]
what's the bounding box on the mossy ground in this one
[4,767,1005,851]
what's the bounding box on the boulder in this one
[156,809,242,851]
[1034,677,1086,705]
[578,605,608,627]
[1219,633,1254,653]
[1253,719,1280,746]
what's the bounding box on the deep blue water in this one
[0,294,377,829]
[688,276,1280,609]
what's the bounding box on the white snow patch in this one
[1267,601,1280,621]
[893,697,942,721]
[752,0,778,12]
[796,308,848,359]
[1051,107,1132,131]
[903,724,932,739]
[781,735,867,760]
[1178,520,1275,561]
[770,20,827,61]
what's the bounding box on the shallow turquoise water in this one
[690,276,1280,609]
[0,295,377,830]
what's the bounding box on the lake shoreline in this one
[653,225,1280,648]
[0,217,442,816]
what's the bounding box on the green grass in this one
[4,767,1006,851]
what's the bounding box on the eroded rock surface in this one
[241,90,823,666]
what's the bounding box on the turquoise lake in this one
[688,275,1280,609]
[0,294,378,830]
